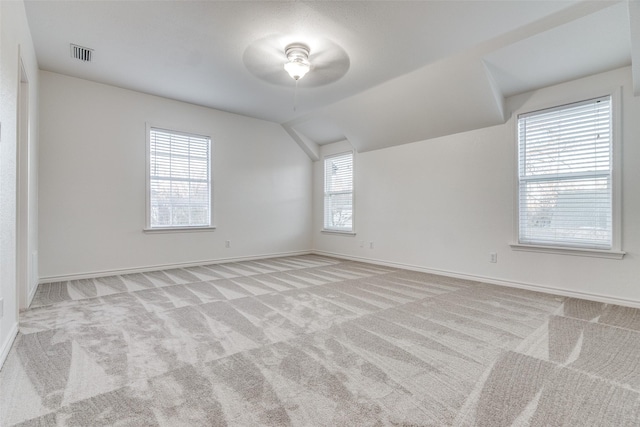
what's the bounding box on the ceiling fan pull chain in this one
[293,79,299,112]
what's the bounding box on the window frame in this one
[144,123,215,233]
[510,88,624,259]
[322,151,355,234]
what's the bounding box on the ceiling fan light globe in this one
[284,59,310,80]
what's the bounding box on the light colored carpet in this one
[2,255,640,426]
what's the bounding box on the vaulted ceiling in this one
[25,0,639,159]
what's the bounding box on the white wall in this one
[0,0,40,365]
[314,67,640,307]
[39,71,312,280]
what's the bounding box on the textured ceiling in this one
[24,0,637,158]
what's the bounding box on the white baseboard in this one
[37,248,640,309]
[0,322,19,370]
[39,250,313,283]
[312,250,640,309]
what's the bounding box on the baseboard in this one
[0,322,19,370]
[39,250,313,283]
[312,250,640,309]
[38,248,640,309]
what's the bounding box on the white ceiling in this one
[24,0,638,158]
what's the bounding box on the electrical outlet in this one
[490,252,497,263]
[359,241,364,248]
[225,240,231,248]
[369,242,374,249]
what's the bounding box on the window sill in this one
[144,226,217,234]
[321,229,356,236]
[510,243,625,260]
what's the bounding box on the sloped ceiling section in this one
[283,1,635,156]
[316,55,506,154]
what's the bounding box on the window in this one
[323,152,354,232]
[147,127,212,229]
[517,95,615,251]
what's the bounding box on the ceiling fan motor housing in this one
[284,44,311,80]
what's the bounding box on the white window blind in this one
[324,152,353,232]
[149,127,211,228]
[518,96,612,249]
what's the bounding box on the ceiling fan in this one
[243,35,350,88]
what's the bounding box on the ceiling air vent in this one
[70,44,93,62]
